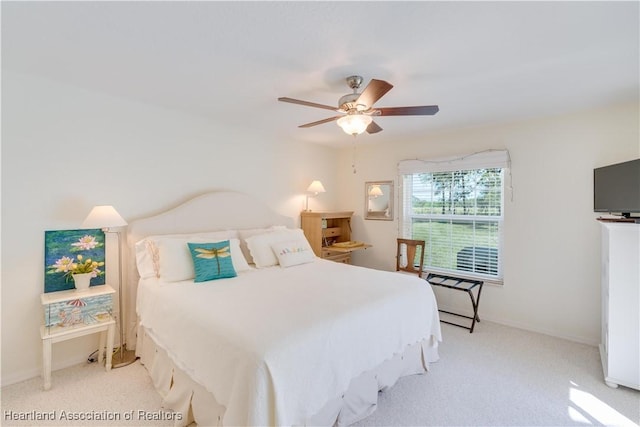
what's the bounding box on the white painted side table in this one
[40,284,116,390]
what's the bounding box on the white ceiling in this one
[2,1,639,147]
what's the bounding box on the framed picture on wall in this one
[44,229,106,293]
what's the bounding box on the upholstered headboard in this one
[124,191,295,348]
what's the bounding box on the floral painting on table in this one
[44,229,106,293]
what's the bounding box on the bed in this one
[126,191,442,426]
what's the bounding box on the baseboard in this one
[1,353,91,388]
[437,304,598,346]
[488,316,597,346]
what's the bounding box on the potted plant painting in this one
[45,230,106,292]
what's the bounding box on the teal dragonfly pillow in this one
[188,241,237,282]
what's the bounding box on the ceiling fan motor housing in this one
[338,93,367,112]
[339,75,368,111]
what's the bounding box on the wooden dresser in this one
[300,211,370,264]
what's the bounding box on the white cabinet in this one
[599,222,640,390]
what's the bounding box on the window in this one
[399,150,509,282]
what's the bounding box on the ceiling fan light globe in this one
[337,114,372,136]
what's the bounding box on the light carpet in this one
[2,321,638,426]
[354,320,639,427]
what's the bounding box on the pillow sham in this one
[245,228,312,268]
[135,238,160,279]
[135,230,239,279]
[238,225,287,264]
[188,241,237,282]
[157,238,195,281]
[271,239,315,268]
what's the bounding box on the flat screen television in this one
[593,158,640,217]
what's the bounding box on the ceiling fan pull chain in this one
[352,140,357,174]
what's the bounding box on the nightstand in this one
[40,284,116,390]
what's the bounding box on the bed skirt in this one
[136,325,439,427]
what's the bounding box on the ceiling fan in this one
[278,75,439,136]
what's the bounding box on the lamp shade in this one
[369,185,383,197]
[82,205,127,229]
[306,180,326,195]
[337,114,373,136]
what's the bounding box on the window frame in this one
[398,150,509,285]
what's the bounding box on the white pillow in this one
[227,239,252,272]
[157,238,194,281]
[245,228,310,268]
[135,238,160,279]
[238,225,287,264]
[271,239,315,268]
[135,230,241,279]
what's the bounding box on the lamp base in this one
[111,346,138,369]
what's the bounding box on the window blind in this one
[398,150,508,281]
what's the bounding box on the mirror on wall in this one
[365,181,393,220]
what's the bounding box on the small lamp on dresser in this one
[82,205,137,368]
[305,180,326,211]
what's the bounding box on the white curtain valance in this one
[398,149,511,174]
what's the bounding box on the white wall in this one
[0,71,340,386]
[2,70,637,385]
[335,103,640,345]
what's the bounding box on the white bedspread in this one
[137,259,441,426]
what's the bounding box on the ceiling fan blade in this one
[298,116,342,128]
[356,79,394,109]
[366,121,383,134]
[278,97,339,112]
[377,105,439,116]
